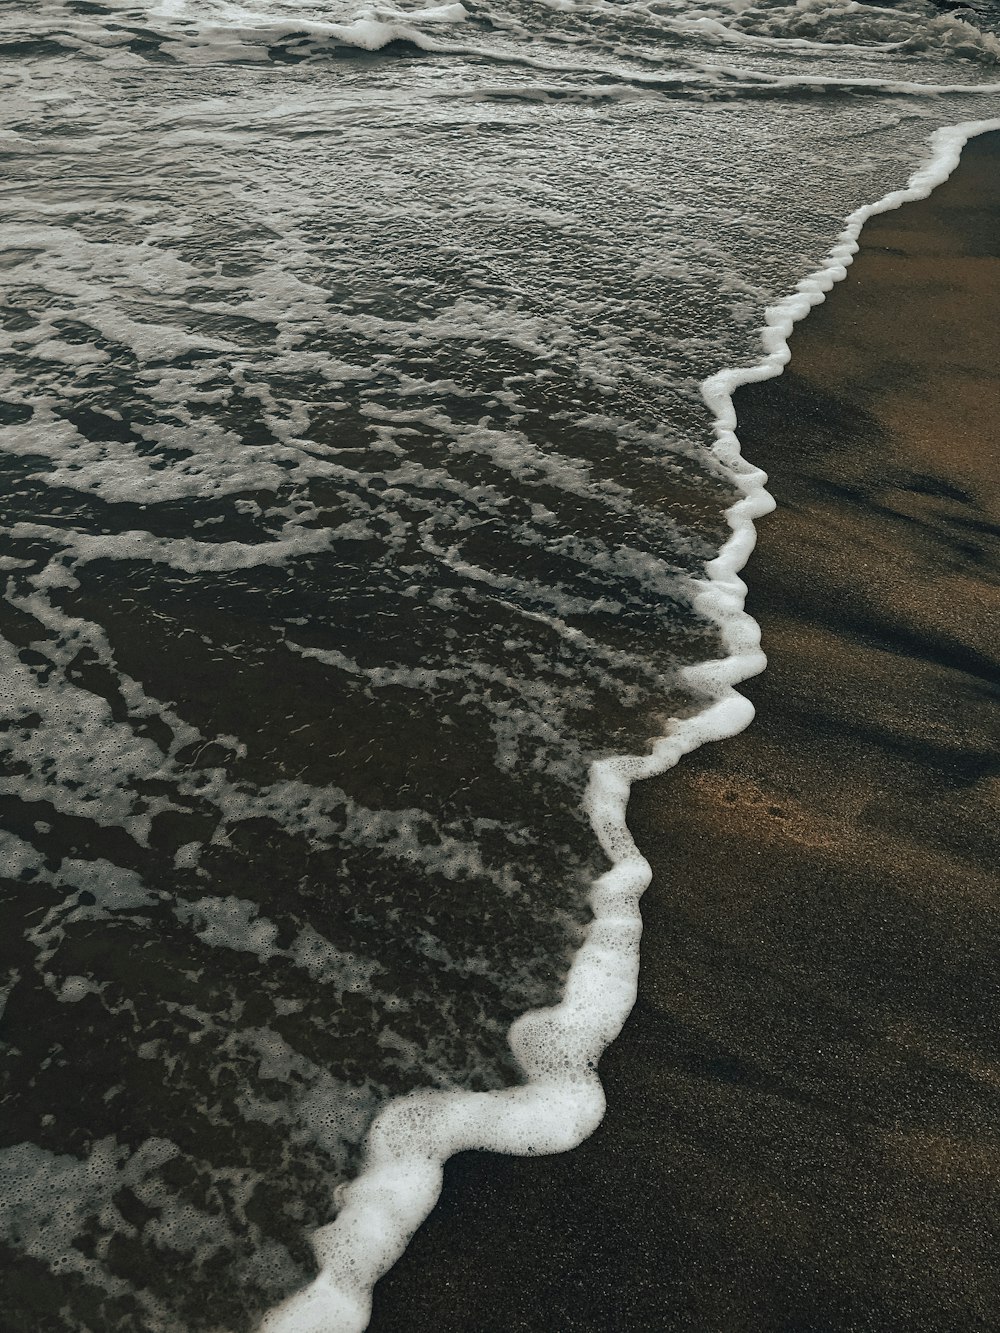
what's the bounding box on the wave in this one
[709,0,1000,62]
[460,67,1000,102]
[161,2,475,62]
[3,0,1000,1322]
[6,0,1000,71]
[254,111,1000,1333]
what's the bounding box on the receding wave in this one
[1,0,999,1329]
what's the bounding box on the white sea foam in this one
[3,0,1000,1321]
[159,0,471,60]
[257,115,1000,1333]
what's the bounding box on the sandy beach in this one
[367,130,1000,1332]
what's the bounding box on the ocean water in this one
[0,1,998,1328]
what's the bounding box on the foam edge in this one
[257,115,1000,1333]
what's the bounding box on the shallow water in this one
[1,1,998,1328]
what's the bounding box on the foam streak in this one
[257,114,1000,1333]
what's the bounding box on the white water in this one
[260,114,1000,1333]
[1,0,999,1327]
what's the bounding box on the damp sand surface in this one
[366,130,1000,1333]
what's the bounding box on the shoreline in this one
[364,129,1000,1331]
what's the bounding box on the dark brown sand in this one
[367,131,1000,1332]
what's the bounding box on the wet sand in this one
[367,130,1000,1331]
